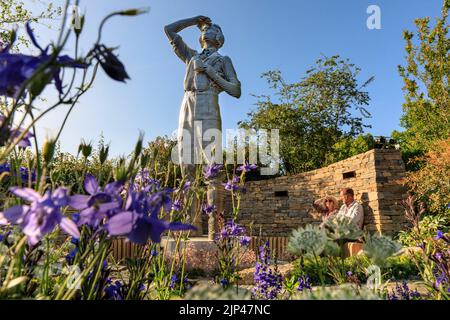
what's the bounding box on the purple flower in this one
[0,187,80,245]
[237,162,257,173]
[65,247,78,264]
[435,230,444,241]
[222,178,239,192]
[72,212,80,224]
[0,116,34,148]
[169,274,178,289]
[104,280,124,300]
[433,268,449,290]
[297,275,312,292]
[147,189,173,217]
[434,252,443,261]
[134,169,150,186]
[92,44,130,82]
[220,278,229,287]
[10,126,34,148]
[68,174,123,228]
[216,220,246,240]
[239,236,251,246]
[388,281,421,300]
[0,162,36,181]
[252,241,282,300]
[0,231,11,242]
[171,199,182,211]
[203,163,223,180]
[133,169,161,192]
[168,273,189,290]
[107,210,195,244]
[0,22,87,98]
[201,203,216,215]
[106,188,196,244]
[182,180,191,192]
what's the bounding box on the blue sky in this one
[27,0,443,156]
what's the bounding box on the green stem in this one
[313,252,325,286]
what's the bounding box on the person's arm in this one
[204,56,241,98]
[312,198,326,214]
[164,16,209,63]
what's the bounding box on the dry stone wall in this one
[222,149,407,236]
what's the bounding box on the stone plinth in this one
[161,236,216,255]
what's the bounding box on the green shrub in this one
[291,254,419,285]
[383,255,420,280]
[292,256,367,285]
[397,213,450,246]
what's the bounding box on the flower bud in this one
[78,139,92,159]
[99,144,109,165]
[27,156,35,172]
[43,138,57,164]
[30,69,53,97]
[93,44,130,82]
[119,8,150,16]
[140,153,150,169]
[8,27,17,47]
[133,132,144,159]
[113,156,128,183]
[74,15,85,37]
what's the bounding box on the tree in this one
[0,0,61,49]
[394,0,450,162]
[405,139,450,214]
[239,55,373,175]
[325,134,375,166]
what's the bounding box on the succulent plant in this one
[324,215,364,241]
[364,234,402,265]
[287,224,328,257]
[323,240,341,257]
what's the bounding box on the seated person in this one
[337,188,364,229]
[313,195,338,226]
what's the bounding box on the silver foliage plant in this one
[324,215,364,241]
[363,234,402,265]
[287,224,328,257]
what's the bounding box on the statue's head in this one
[199,23,224,49]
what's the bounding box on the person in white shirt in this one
[337,188,364,229]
